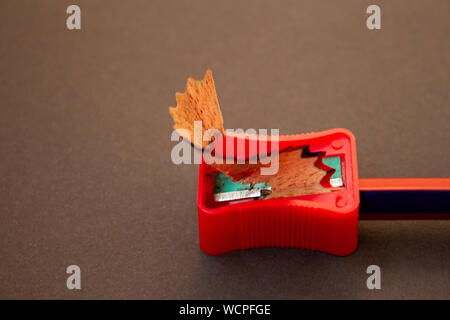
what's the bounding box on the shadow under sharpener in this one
[197,128,359,256]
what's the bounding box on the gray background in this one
[0,0,449,299]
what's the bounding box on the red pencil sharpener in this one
[197,128,359,256]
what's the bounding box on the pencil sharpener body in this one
[197,128,359,256]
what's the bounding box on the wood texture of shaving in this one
[212,148,329,199]
[169,69,225,149]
